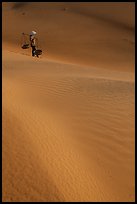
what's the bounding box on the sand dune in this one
[2,2,135,71]
[2,2,135,202]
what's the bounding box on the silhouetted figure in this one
[29,31,38,57]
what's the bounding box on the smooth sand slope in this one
[2,2,135,202]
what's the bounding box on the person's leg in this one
[32,46,36,56]
[32,47,34,56]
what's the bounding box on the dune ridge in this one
[2,2,135,71]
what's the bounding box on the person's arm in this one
[22,32,29,36]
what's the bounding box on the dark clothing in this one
[32,46,36,57]
[30,35,39,57]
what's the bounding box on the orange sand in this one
[2,2,135,202]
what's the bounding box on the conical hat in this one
[30,31,37,36]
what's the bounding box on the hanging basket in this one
[34,49,42,55]
[21,44,30,49]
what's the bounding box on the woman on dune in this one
[29,31,38,57]
[22,31,42,57]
